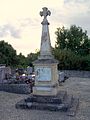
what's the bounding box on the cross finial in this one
[40,7,51,19]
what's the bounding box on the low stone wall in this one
[60,70,90,78]
[0,84,31,94]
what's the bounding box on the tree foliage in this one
[0,40,18,67]
[54,25,90,70]
[0,40,40,68]
[53,49,90,70]
[55,25,90,55]
[27,51,40,66]
[16,53,27,68]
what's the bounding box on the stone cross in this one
[40,7,51,20]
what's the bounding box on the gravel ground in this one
[0,77,90,120]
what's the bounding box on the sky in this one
[0,0,90,56]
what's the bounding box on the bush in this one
[81,55,90,71]
[53,49,90,71]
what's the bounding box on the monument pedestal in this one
[33,59,59,96]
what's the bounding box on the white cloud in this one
[0,24,21,38]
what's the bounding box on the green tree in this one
[53,48,84,70]
[0,40,18,67]
[27,51,40,66]
[55,25,90,55]
[17,53,27,68]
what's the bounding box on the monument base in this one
[15,91,79,116]
[33,83,58,96]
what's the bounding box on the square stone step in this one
[15,92,73,112]
[29,102,68,111]
[25,91,67,104]
[15,91,79,115]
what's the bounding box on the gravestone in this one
[16,7,79,116]
[59,72,65,82]
[0,65,6,83]
[0,65,11,83]
[27,66,33,75]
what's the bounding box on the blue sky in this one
[0,0,90,56]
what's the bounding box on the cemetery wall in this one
[61,70,90,78]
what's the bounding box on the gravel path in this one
[0,77,90,120]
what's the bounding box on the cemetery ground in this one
[0,77,90,120]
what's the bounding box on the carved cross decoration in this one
[40,7,51,19]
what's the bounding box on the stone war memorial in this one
[16,7,79,116]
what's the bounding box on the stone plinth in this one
[33,59,59,96]
[15,91,79,116]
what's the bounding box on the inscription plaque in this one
[35,67,51,81]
